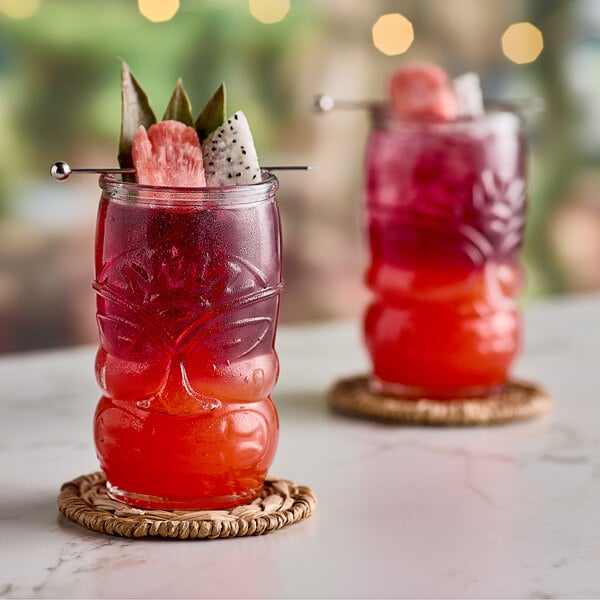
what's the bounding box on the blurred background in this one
[0,0,598,353]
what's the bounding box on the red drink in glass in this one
[93,174,282,509]
[365,109,526,399]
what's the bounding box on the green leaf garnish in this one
[118,59,156,172]
[195,82,226,141]
[162,78,194,126]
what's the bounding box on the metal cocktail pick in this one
[50,161,134,181]
[311,94,377,113]
[50,161,312,181]
[311,93,545,114]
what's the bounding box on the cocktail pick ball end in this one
[312,94,335,113]
[50,161,71,181]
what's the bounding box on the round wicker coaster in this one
[328,376,550,426]
[58,472,316,539]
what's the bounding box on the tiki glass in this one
[364,108,526,399]
[93,174,282,509]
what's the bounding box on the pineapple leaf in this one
[195,82,226,141]
[118,59,157,173]
[162,79,194,126]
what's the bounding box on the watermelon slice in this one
[196,82,227,141]
[389,62,457,120]
[132,120,206,187]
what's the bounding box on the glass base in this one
[106,481,261,511]
[368,376,506,401]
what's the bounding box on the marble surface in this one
[1,294,599,599]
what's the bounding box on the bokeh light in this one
[372,13,414,56]
[0,1,596,354]
[249,0,290,24]
[138,0,180,23]
[502,22,544,64]
[0,0,40,19]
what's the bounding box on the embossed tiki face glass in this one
[364,108,526,399]
[93,174,282,509]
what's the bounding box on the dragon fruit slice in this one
[202,111,261,186]
[132,120,206,187]
[453,72,484,117]
[389,62,457,120]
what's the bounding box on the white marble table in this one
[1,294,599,599]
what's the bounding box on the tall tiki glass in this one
[364,108,526,399]
[93,174,282,509]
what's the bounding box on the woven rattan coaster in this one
[328,375,550,426]
[58,472,316,539]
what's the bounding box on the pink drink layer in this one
[365,111,526,399]
[93,179,281,508]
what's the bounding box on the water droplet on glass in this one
[252,368,264,385]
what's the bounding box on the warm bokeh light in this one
[0,0,40,19]
[372,13,414,56]
[502,22,544,64]
[249,0,290,24]
[138,0,180,23]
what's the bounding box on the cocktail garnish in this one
[132,121,206,187]
[118,60,156,178]
[388,61,457,120]
[202,111,261,186]
[195,83,227,141]
[162,78,194,127]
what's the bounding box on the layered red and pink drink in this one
[364,63,526,399]
[94,177,281,509]
[93,66,281,509]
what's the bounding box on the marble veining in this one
[1,295,600,598]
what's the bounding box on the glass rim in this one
[369,102,523,130]
[99,169,279,207]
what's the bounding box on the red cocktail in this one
[93,174,282,509]
[365,108,526,399]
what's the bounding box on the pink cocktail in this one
[93,174,282,509]
[365,108,526,399]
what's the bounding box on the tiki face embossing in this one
[367,167,525,313]
[94,244,281,415]
[92,176,283,509]
[364,110,526,394]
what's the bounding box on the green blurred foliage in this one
[0,0,315,212]
[0,0,597,352]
